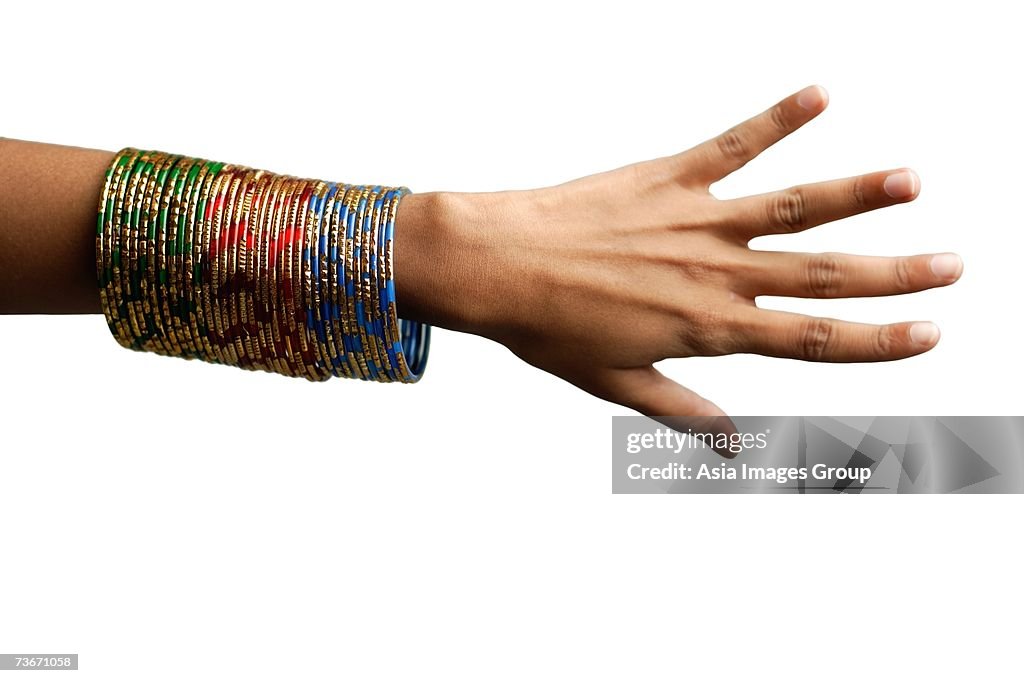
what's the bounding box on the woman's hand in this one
[394,85,962,426]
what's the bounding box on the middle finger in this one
[738,250,963,299]
[719,168,920,240]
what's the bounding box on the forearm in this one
[0,138,111,313]
[0,137,451,327]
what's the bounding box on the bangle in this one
[96,148,430,383]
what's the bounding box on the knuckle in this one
[805,253,845,297]
[768,188,809,231]
[699,329,730,356]
[699,331,732,357]
[715,128,750,162]
[799,317,834,361]
[680,305,733,356]
[893,257,915,291]
[768,104,791,135]
[629,159,673,193]
[851,175,869,209]
[875,324,898,357]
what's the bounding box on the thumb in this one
[590,365,739,459]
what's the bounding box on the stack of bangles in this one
[95,147,430,382]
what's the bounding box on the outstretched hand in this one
[394,85,962,438]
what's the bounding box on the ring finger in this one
[733,308,941,362]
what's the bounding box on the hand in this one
[394,85,962,432]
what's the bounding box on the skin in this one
[393,86,962,437]
[0,86,962,446]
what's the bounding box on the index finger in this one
[681,85,829,187]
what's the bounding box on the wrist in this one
[393,190,509,336]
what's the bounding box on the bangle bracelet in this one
[96,147,430,383]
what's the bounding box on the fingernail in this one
[929,253,963,280]
[909,322,940,347]
[797,85,827,111]
[883,170,920,199]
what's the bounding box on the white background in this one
[1,1,1022,680]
